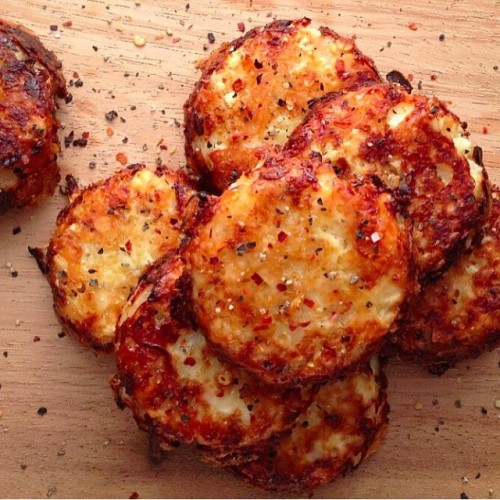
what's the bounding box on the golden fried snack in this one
[392,185,499,367]
[285,82,489,280]
[229,357,388,492]
[186,155,412,385]
[184,17,380,192]
[0,19,66,214]
[111,253,313,454]
[46,165,196,351]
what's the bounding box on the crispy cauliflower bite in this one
[393,185,500,366]
[184,17,380,192]
[186,155,412,385]
[111,253,313,455]
[286,82,489,280]
[0,19,66,214]
[46,165,195,351]
[229,357,388,492]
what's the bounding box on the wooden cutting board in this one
[1,0,498,498]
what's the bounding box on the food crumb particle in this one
[129,493,139,499]
[494,400,500,409]
[460,493,469,499]
[133,35,146,47]
[33,336,41,342]
[37,407,48,416]
[116,152,128,165]
[414,401,423,410]
[439,33,445,41]
[207,32,216,44]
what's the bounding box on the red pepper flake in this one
[237,22,246,32]
[209,257,219,265]
[125,240,132,253]
[303,297,315,308]
[253,316,272,331]
[408,22,418,30]
[277,231,288,243]
[106,127,114,137]
[251,272,264,285]
[289,320,310,331]
[33,336,41,342]
[430,74,437,81]
[232,79,244,92]
[62,20,73,28]
[129,493,139,499]
[482,126,489,134]
[116,152,128,165]
[276,283,287,292]
[184,357,196,366]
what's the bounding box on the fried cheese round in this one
[187,156,412,385]
[184,17,380,193]
[285,82,489,280]
[46,165,194,351]
[393,185,500,366]
[229,357,388,492]
[111,253,313,453]
[0,19,66,214]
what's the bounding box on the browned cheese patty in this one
[46,165,195,351]
[229,357,388,492]
[184,17,380,193]
[111,253,313,455]
[0,19,66,214]
[393,185,500,367]
[186,155,412,385]
[285,82,489,280]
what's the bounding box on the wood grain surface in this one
[0,0,499,498]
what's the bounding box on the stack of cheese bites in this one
[43,19,499,492]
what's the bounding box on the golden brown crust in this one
[46,165,194,351]
[186,155,412,385]
[0,19,66,214]
[112,253,314,451]
[285,82,489,280]
[228,357,389,492]
[184,18,380,193]
[392,185,500,366]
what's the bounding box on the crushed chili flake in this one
[303,298,315,308]
[62,20,73,28]
[430,74,437,81]
[250,272,264,285]
[408,22,418,30]
[37,406,47,416]
[277,231,288,242]
[12,226,21,235]
[106,127,114,137]
[237,22,246,32]
[482,126,489,134]
[184,357,196,366]
[129,493,139,499]
[116,152,128,165]
[33,336,41,342]
[276,283,287,292]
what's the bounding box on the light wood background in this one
[0,0,499,498]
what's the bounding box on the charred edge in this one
[386,70,413,94]
[28,246,48,274]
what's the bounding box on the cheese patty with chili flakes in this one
[392,185,499,368]
[186,155,412,385]
[285,82,489,280]
[45,165,196,351]
[229,357,388,492]
[0,18,66,214]
[111,253,313,457]
[184,17,380,193]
